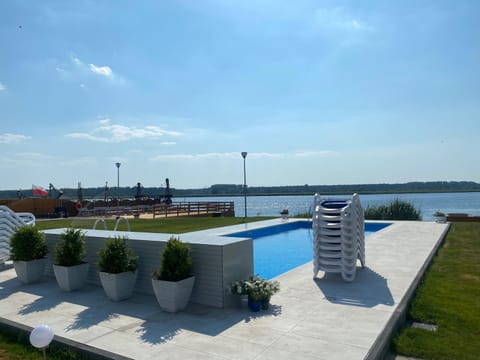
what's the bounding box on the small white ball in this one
[30,325,54,349]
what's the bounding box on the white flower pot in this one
[99,270,137,301]
[13,259,47,284]
[53,263,89,291]
[152,276,195,313]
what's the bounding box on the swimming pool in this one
[226,221,390,279]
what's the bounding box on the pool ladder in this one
[92,217,130,232]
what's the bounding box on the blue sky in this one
[1,1,479,191]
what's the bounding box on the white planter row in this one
[13,260,195,313]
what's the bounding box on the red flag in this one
[32,185,48,197]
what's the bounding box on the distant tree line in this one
[201,181,480,196]
[1,181,479,200]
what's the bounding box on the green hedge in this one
[364,199,421,220]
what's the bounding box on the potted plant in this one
[228,279,249,308]
[244,276,263,312]
[53,228,89,291]
[98,236,138,301]
[433,211,446,223]
[10,226,48,284]
[259,278,280,310]
[244,276,280,311]
[152,236,194,313]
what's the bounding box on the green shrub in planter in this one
[10,226,48,284]
[152,236,194,312]
[153,236,192,281]
[55,228,86,266]
[98,236,138,274]
[98,236,138,301]
[53,228,89,291]
[10,226,48,261]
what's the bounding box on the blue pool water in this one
[226,221,390,279]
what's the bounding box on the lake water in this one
[178,192,480,221]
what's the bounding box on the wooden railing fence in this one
[152,202,234,218]
[77,201,235,218]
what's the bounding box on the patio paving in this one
[0,220,449,359]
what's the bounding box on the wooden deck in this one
[152,201,234,218]
[446,213,480,222]
[77,201,235,218]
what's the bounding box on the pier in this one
[77,201,235,218]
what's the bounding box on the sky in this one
[1,1,479,191]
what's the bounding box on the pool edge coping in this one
[364,222,451,360]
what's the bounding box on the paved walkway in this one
[0,221,449,359]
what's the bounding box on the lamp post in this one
[241,152,247,218]
[104,181,109,202]
[115,162,121,205]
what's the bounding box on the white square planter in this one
[13,259,47,284]
[99,270,137,301]
[53,263,89,291]
[152,276,195,313]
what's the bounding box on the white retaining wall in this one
[43,229,253,308]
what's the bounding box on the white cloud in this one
[314,7,369,32]
[89,63,113,77]
[0,152,53,167]
[71,56,83,66]
[150,152,235,161]
[55,55,124,85]
[0,152,54,169]
[0,133,31,144]
[0,82,5,91]
[14,152,53,161]
[150,151,334,161]
[350,19,367,30]
[65,133,109,142]
[295,151,334,157]
[58,156,96,167]
[251,151,335,159]
[65,119,182,143]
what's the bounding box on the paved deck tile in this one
[0,220,448,359]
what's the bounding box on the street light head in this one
[115,162,121,168]
[241,152,247,159]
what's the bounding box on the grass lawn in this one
[0,330,87,360]
[393,222,480,359]
[0,331,44,360]
[35,216,274,233]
